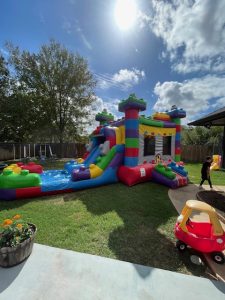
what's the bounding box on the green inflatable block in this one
[154,164,176,180]
[125,138,139,148]
[0,169,41,189]
[96,156,102,163]
[97,146,116,170]
[139,116,164,128]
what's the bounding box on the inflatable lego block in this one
[4,164,21,174]
[154,164,176,180]
[0,169,41,189]
[167,161,188,177]
[20,162,43,174]
[118,164,154,186]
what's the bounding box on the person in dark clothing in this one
[199,156,213,189]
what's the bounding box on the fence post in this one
[13,144,15,160]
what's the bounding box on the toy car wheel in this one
[211,252,225,264]
[176,240,187,252]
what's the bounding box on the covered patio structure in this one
[188,107,225,168]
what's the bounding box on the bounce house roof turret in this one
[95,109,114,124]
[119,93,146,112]
[167,105,186,119]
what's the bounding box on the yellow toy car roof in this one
[186,200,215,213]
[180,200,224,236]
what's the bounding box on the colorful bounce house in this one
[0,94,188,201]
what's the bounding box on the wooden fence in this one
[0,143,86,161]
[181,145,221,163]
[0,142,221,163]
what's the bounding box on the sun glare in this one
[114,0,137,31]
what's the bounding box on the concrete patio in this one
[0,243,225,300]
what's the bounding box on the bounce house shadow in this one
[74,182,207,278]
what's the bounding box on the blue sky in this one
[1,0,225,124]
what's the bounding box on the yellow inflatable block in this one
[77,158,84,164]
[4,164,21,174]
[89,164,103,178]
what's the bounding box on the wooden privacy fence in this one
[0,143,86,161]
[0,143,221,163]
[181,145,221,163]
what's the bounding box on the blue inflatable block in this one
[167,163,188,177]
[175,133,181,141]
[124,119,139,130]
[124,157,138,167]
[84,146,101,166]
[115,144,125,153]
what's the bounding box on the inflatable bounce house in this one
[0,94,188,201]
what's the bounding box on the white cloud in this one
[113,69,145,85]
[153,75,225,123]
[148,0,225,73]
[138,10,151,29]
[87,96,123,133]
[92,96,122,118]
[96,68,145,90]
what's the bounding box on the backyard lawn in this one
[185,163,225,186]
[1,160,218,277]
[0,173,207,278]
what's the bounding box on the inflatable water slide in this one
[0,127,124,200]
[0,94,188,201]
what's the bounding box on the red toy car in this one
[175,200,225,264]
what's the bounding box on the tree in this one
[0,55,9,97]
[182,126,223,152]
[1,92,42,142]
[0,55,11,142]
[6,40,96,155]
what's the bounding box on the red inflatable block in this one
[83,152,89,160]
[125,109,139,119]
[20,162,43,174]
[107,136,116,148]
[118,164,154,186]
[125,148,139,157]
[176,125,181,132]
[175,148,181,155]
[93,125,102,135]
[16,186,42,199]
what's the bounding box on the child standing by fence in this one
[199,156,213,189]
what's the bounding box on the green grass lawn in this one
[1,160,214,276]
[185,163,225,186]
[0,178,207,277]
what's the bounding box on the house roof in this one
[188,106,225,126]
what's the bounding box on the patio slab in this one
[1,243,225,300]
